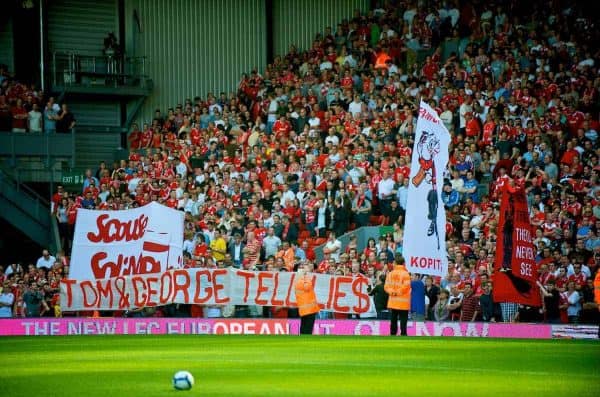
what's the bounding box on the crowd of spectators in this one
[1,0,599,325]
[0,65,76,133]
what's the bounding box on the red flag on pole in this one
[492,184,542,307]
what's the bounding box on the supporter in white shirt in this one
[378,170,396,201]
[0,282,15,318]
[28,104,43,132]
[323,232,342,262]
[182,234,196,255]
[36,250,56,270]
[280,185,296,208]
[459,98,473,130]
[308,114,321,132]
[325,130,340,146]
[174,158,188,179]
[348,95,363,116]
[320,60,333,70]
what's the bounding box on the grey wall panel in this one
[47,0,118,56]
[125,0,267,124]
[68,100,120,127]
[273,0,369,56]
[0,18,14,71]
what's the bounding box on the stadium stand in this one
[0,0,599,325]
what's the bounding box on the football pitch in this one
[2,335,599,396]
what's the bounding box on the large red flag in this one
[493,185,542,306]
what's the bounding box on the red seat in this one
[313,237,327,246]
[369,215,383,225]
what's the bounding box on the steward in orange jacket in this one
[295,263,320,334]
[385,255,411,335]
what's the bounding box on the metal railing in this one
[0,130,75,168]
[52,51,149,88]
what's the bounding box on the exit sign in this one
[61,170,86,186]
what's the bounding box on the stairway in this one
[0,168,58,251]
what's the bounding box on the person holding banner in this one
[295,263,320,335]
[384,255,411,336]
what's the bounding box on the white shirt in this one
[325,134,339,146]
[348,101,363,116]
[324,239,342,261]
[262,235,282,257]
[280,190,296,207]
[128,177,141,193]
[175,162,188,179]
[459,103,472,128]
[182,239,196,255]
[320,61,333,71]
[267,100,278,122]
[36,255,56,269]
[28,110,43,132]
[308,116,320,131]
[378,178,395,200]
[0,292,14,318]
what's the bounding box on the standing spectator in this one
[262,227,282,258]
[322,231,342,262]
[36,249,56,270]
[0,281,14,318]
[209,229,227,263]
[385,255,411,336]
[11,98,27,132]
[228,233,245,269]
[410,273,426,321]
[424,276,440,320]
[538,280,561,323]
[479,283,496,322]
[566,281,582,324]
[56,198,70,252]
[280,216,298,244]
[23,282,47,317]
[43,99,59,133]
[28,103,42,132]
[378,169,396,216]
[459,282,479,322]
[368,273,389,319]
[56,103,76,133]
[433,289,450,321]
[352,185,371,227]
[295,263,319,335]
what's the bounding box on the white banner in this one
[69,202,184,280]
[403,101,450,277]
[60,268,372,314]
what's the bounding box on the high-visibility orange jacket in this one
[384,265,411,310]
[594,271,600,305]
[295,273,320,317]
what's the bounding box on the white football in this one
[172,370,194,391]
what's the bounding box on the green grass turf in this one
[1,336,599,396]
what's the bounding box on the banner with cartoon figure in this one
[69,202,184,280]
[403,101,450,277]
